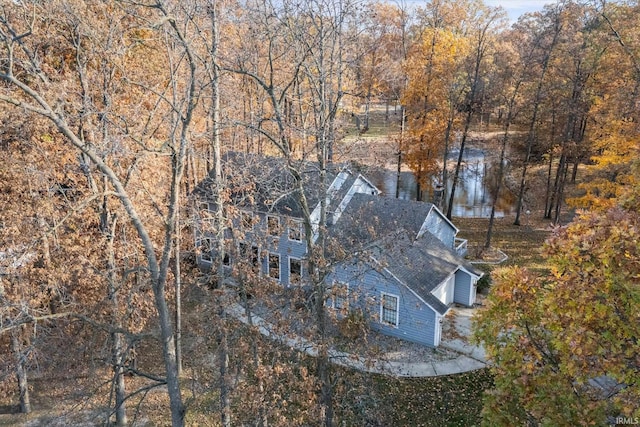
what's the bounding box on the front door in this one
[433,315,442,346]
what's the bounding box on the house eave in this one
[369,254,448,316]
[427,205,459,235]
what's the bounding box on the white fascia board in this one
[355,173,381,195]
[456,265,483,279]
[428,205,460,234]
[311,169,351,243]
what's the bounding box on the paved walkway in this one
[226,303,488,377]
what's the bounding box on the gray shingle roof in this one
[328,193,434,249]
[194,152,341,218]
[370,232,458,314]
[194,153,480,314]
[329,194,481,314]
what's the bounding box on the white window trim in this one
[288,256,302,285]
[240,210,254,229]
[267,214,280,237]
[380,291,399,327]
[288,219,303,242]
[331,282,349,310]
[239,241,261,269]
[268,252,281,281]
[198,238,213,263]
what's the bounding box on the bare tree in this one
[0,1,211,424]
[222,0,361,423]
[513,5,562,226]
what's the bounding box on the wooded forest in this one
[0,0,638,426]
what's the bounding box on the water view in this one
[367,148,516,218]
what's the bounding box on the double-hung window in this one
[267,215,280,237]
[268,253,280,280]
[289,257,302,285]
[199,239,213,263]
[380,292,399,327]
[333,282,349,310]
[288,219,303,242]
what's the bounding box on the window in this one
[198,202,210,218]
[268,253,280,280]
[241,211,254,229]
[239,242,248,257]
[332,282,349,310]
[289,257,302,285]
[199,203,214,232]
[239,242,260,267]
[199,239,213,263]
[380,292,399,327]
[267,215,280,237]
[288,219,303,242]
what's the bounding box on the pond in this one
[365,148,516,218]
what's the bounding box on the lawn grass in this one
[332,367,494,426]
[455,215,553,274]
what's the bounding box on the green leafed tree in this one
[474,178,640,425]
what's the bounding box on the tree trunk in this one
[313,160,334,427]
[395,106,405,199]
[218,309,231,427]
[111,330,127,426]
[208,3,231,424]
[174,208,183,377]
[363,94,370,131]
[447,109,472,220]
[553,160,569,225]
[514,17,560,225]
[486,74,521,248]
[106,216,127,426]
[546,152,563,219]
[446,12,496,219]
[571,159,579,183]
[544,149,554,219]
[241,278,268,427]
[513,138,532,227]
[12,328,31,414]
[485,131,508,249]
[440,116,454,212]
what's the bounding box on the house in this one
[193,152,481,347]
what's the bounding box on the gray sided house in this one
[193,152,481,347]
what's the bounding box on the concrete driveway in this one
[227,303,488,377]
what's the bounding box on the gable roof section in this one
[328,193,434,250]
[193,152,342,218]
[369,232,458,315]
[347,227,482,315]
[325,170,358,220]
[419,204,459,238]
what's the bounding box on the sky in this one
[484,0,553,21]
